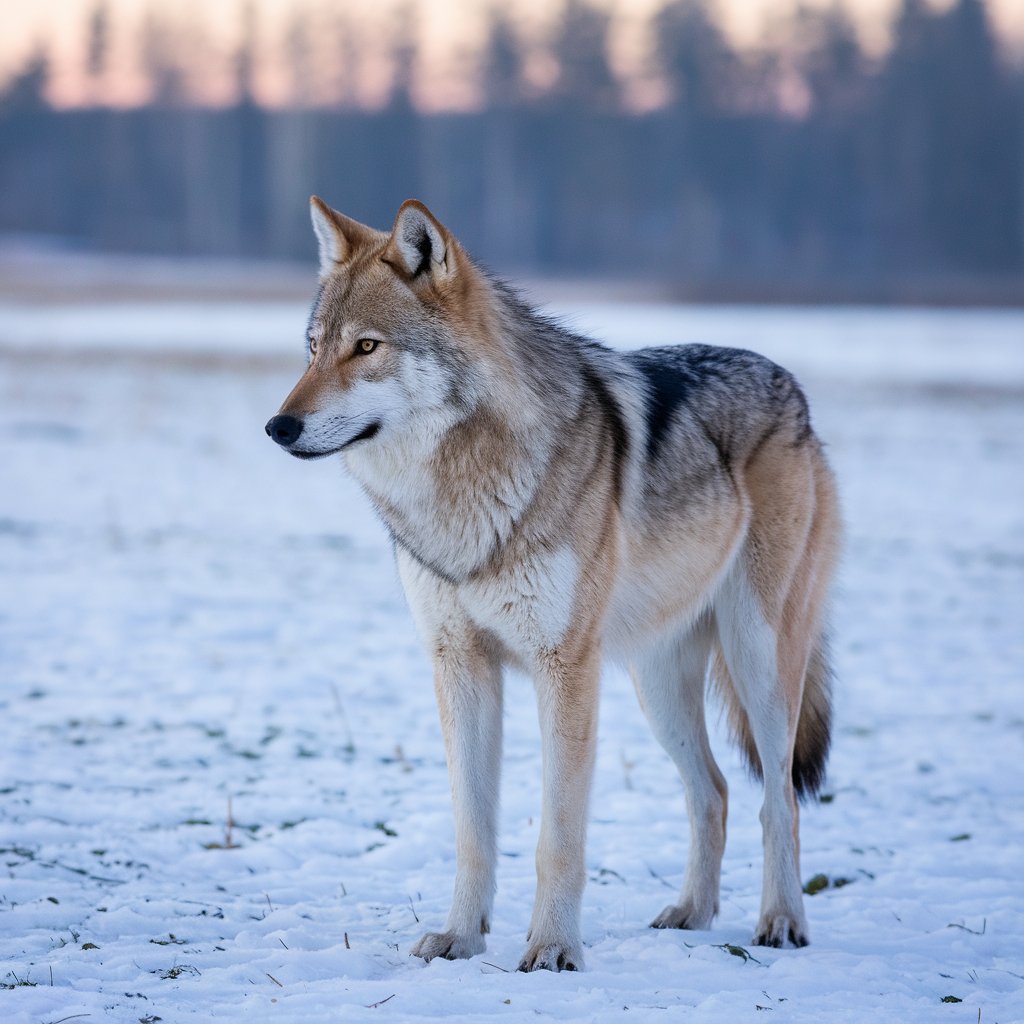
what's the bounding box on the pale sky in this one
[2,0,1022,110]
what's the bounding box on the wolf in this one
[266,196,842,972]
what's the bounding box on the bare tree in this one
[549,0,619,110]
[84,2,110,105]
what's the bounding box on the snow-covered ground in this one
[1,298,1022,1023]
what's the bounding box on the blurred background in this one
[0,0,1021,301]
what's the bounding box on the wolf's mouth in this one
[344,421,381,447]
[288,421,381,460]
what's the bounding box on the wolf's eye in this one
[308,337,318,354]
[356,338,379,355]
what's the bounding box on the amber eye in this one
[357,338,379,355]
[308,336,318,355]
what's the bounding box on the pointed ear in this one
[383,199,454,282]
[309,196,375,276]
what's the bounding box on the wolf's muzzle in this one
[265,414,303,447]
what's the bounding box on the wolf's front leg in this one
[411,633,503,963]
[519,650,600,972]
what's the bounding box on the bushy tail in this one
[712,629,834,802]
[790,632,833,799]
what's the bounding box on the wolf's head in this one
[266,197,493,461]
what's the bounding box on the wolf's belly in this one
[603,518,745,659]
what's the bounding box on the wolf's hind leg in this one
[410,629,503,962]
[713,437,838,948]
[715,563,810,948]
[631,613,727,931]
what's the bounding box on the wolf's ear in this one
[309,196,374,276]
[383,199,454,283]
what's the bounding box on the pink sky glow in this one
[2,0,1022,111]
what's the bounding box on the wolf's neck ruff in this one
[346,316,586,585]
[351,427,547,587]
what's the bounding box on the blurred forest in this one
[0,0,1021,298]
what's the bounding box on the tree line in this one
[0,0,1020,294]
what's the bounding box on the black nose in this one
[265,414,304,446]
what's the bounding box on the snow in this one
[1,297,1022,1023]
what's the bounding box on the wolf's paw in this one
[649,899,715,931]
[410,930,485,962]
[517,940,583,973]
[752,913,809,948]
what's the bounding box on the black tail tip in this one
[792,703,832,802]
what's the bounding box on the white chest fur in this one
[398,544,580,663]
[460,545,579,654]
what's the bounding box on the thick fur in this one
[267,197,842,969]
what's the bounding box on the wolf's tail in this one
[790,631,833,799]
[712,628,833,802]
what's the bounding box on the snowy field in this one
[1,297,1023,1023]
